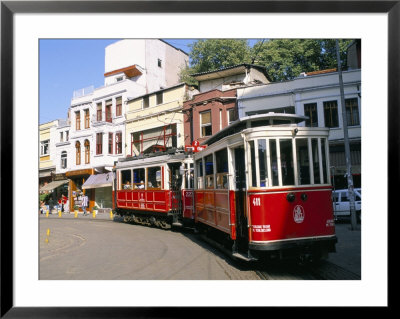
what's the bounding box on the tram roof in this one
[115,150,187,169]
[203,112,308,146]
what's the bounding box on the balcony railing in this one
[73,86,94,99]
[91,113,126,124]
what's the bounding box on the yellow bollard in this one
[110,210,114,220]
[45,238,49,244]
[92,211,96,219]
[46,210,49,218]
[74,210,78,218]
[46,228,50,237]
[58,210,62,218]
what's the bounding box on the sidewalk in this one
[40,211,115,220]
[328,221,361,276]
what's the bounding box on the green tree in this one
[253,39,354,81]
[180,38,355,84]
[179,39,252,85]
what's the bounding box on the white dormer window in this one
[116,76,124,82]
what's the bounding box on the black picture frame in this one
[1,1,396,317]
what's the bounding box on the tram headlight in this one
[301,193,308,201]
[287,193,295,202]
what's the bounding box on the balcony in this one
[73,86,94,99]
[91,113,126,126]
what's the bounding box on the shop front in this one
[82,172,113,213]
[39,179,69,213]
[65,168,94,212]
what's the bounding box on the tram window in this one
[249,141,257,187]
[216,149,228,189]
[121,170,132,190]
[280,139,294,186]
[258,139,268,187]
[204,154,214,189]
[321,138,328,184]
[196,159,203,189]
[296,138,311,185]
[148,166,162,189]
[188,163,194,189]
[312,138,321,184]
[269,140,279,186]
[133,168,145,189]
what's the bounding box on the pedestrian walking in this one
[81,192,89,216]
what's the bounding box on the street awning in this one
[82,173,113,189]
[40,180,69,192]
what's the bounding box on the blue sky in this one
[39,39,257,124]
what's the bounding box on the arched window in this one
[75,141,81,165]
[61,151,67,169]
[84,139,90,164]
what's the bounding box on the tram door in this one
[168,163,183,223]
[234,147,248,244]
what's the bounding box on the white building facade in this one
[236,69,361,189]
[55,39,188,212]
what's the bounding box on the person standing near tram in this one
[81,192,89,216]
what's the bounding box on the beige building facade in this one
[125,83,198,157]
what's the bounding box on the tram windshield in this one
[248,137,330,188]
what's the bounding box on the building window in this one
[66,131,69,141]
[304,103,318,127]
[227,108,236,125]
[97,102,102,121]
[105,100,112,122]
[200,111,212,137]
[84,139,90,164]
[61,151,67,169]
[96,133,103,155]
[108,133,113,154]
[158,59,162,68]
[116,76,123,82]
[40,140,49,156]
[75,141,81,165]
[143,96,149,109]
[60,132,64,142]
[323,100,339,128]
[75,111,81,130]
[345,98,360,126]
[84,109,90,129]
[116,97,122,117]
[115,132,122,154]
[156,92,163,105]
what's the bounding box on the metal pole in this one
[336,40,358,230]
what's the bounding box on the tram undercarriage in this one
[116,209,174,229]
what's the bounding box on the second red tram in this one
[113,113,337,262]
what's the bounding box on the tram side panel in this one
[247,187,335,246]
[116,189,171,213]
[194,189,232,236]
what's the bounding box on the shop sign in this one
[65,169,93,177]
[52,173,67,181]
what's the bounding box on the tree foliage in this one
[252,39,353,81]
[180,38,355,84]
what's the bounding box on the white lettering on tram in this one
[252,197,261,207]
[326,219,335,227]
[252,225,271,232]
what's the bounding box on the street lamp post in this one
[336,40,358,230]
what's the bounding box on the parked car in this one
[332,188,361,221]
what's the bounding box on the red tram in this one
[113,113,337,262]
